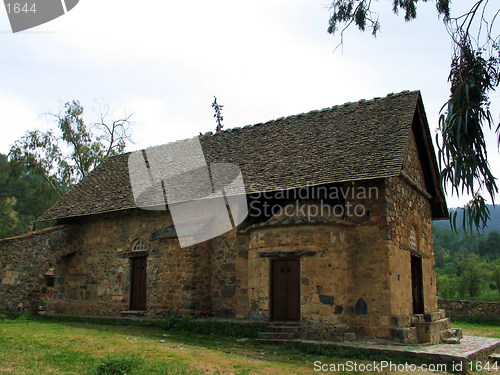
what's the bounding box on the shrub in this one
[0,309,19,320]
[93,356,144,375]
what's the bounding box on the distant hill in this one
[433,204,500,233]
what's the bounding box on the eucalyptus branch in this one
[326,0,500,231]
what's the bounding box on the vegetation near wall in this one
[433,206,500,302]
[0,153,58,238]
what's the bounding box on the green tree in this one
[433,224,500,300]
[436,271,459,299]
[9,100,133,193]
[0,197,23,238]
[478,230,500,259]
[327,0,499,231]
[8,101,133,225]
[1,152,60,233]
[460,259,483,297]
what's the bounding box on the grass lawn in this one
[0,315,497,374]
[452,320,500,338]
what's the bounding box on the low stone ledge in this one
[438,299,500,321]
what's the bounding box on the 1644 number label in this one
[5,2,37,14]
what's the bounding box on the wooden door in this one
[411,255,424,314]
[130,256,147,310]
[271,258,300,321]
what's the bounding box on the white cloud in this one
[0,0,498,208]
[0,91,52,154]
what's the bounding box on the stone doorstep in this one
[257,336,500,366]
[259,322,302,340]
[268,321,301,326]
[490,353,500,365]
[44,314,269,329]
[415,317,462,345]
[265,325,301,333]
[332,332,356,342]
[410,310,447,325]
[439,328,464,345]
[259,331,298,340]
[261,322,359,343]
[424,309,447,323]
[119,310,146,317]
[416,318,451,334]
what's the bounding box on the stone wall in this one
[0,208,249,318]
[338,179,400,339]
[247,221,358,323]
[210,232,249,318]
[385,176,438,315]
[243,177,429,341]
[47,209,218,317]
[439,299,500,321]
[0,225,79,311]
[402,128,427,188]
[385,126,438,318]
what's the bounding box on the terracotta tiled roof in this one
[39,90,447,221]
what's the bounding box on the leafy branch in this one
[9,100,134,195]
[327,0,499,231]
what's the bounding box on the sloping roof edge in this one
[40,90,445,221]
[413,92,449,219]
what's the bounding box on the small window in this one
[409,229,417,251]
[132,240,147,251]
[46,275,55,288]
[45,268,55,288]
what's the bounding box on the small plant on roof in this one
[212,96,224,133]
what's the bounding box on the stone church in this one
[0,90,460,343]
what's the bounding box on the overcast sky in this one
[0,0,498,208]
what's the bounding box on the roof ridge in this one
[109,135,203,160]
[211,89,420,137]
[112,90,420,156]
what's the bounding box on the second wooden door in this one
[130,256,147,311]
[270,258,300,321]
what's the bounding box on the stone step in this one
[416,317,455,344]
[332,323,352,333]
[411,314,425,325]
[268,321,301,327]
[442,337,460,344]
[258,331,298,340]
[119,310,146,317]
[423,309,447,322]
[416,318,451,333]
[332,332,356,342]
[257,338,294,344]
[440,328,462,344]
[443,328,462,339]
[265,325,301,333]
[490,353,500,365]
[416,318,463,344]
